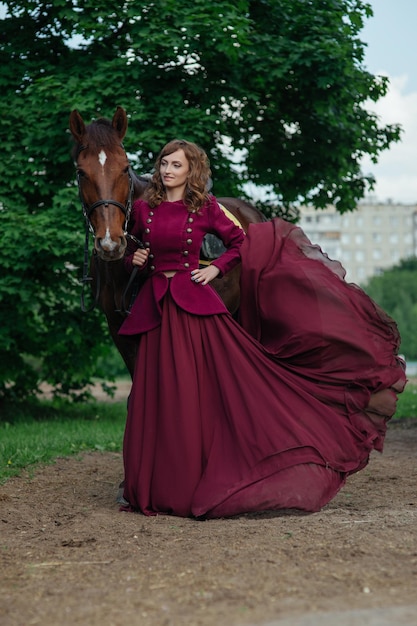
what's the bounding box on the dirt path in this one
[1,423,417,626]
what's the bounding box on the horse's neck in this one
[95,256,129,309]
[96,257,126,286]
[132,173,150,200]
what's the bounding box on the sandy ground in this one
[1,405,416,626]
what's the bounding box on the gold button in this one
[186,227,192,233]
[146,218,152,223]
[149,253,154,259]
[183,250,189,256]
[150,265,155,271]
[149,211,154,216]
[184,262,190,268]
[144,242,150,247]
[187,238,192,245]
[188,217,194,223]
[145,228,150,234]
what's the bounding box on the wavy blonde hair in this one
[145,139,212,213]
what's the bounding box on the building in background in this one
[297,200,417,285]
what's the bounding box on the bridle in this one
[75,143,135,312]
[76,143,135,232]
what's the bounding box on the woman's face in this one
[160,149,190,195]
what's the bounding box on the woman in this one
[119,139,406,518]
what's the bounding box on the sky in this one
[360,0,417,203]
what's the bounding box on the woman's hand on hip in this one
[191,265,220,285]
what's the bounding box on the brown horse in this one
[69,107,266,377]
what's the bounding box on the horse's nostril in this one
[98,230,120,253]
[99,240,118,253]
[95,236,126,261]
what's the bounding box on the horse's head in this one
[70,106,132,261]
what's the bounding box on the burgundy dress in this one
[119,197,406,518]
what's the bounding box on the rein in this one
[119,233,144,316]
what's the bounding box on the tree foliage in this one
[364,258,417,360]
[0,0,402,398]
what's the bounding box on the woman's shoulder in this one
[207,194,219,207]
[204,195,236,223]
[132,198,150,211]
[203,194,221,215]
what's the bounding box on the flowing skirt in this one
[122,219,406,518]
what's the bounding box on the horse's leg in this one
[92,258,138,379]
[97,280,137,379]
[107,321,138,380]
[94,277,134,503]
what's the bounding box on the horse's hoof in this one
[116,480,129,506]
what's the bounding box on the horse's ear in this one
[112,106,128,141]
[69,110,86,142]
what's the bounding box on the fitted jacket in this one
[119,195,245,335]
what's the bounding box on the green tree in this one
[0,0,402,398]
[364,258,417,360]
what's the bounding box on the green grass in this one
[0,381,416,485]
[0,399,126,483]
[394,380,417,420]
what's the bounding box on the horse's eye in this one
[77,169,86,178]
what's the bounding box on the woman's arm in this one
[208,198,245,276]
[123,200,149,274]
[191,198,245,285]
